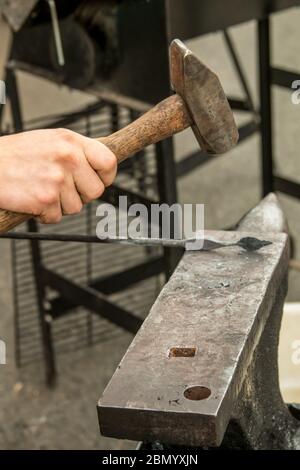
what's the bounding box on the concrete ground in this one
[1,7,300,449]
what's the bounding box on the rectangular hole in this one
[168,347,197,358]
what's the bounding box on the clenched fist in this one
[0,129,117,223]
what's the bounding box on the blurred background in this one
[0,0,300,450]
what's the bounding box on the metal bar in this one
[86,202,93,346]
[166,0,299,39]
[48,297,78,319]
[12,241,21,367]
[156,139,182,279]
[0,231,183,248]
[5,67,23,132]
[48,257,163,318]
[42,268,142,333]
[35,101,106,130]
[176,121,258,178]
[271,67,300,89]
[224,30,256,113]
[110,103,120,134]
[90,256,164,294]
[258,17,274,195]
[227,98,252,112]
[238,120,259,141]
[176,150,217,177]
[27,220,57,386]
[274,176,300,199]
[47,0,65,67]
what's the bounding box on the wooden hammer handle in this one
[99,94,191,162]
[0,211,30,233]
[0,94,191,234]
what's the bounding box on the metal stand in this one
[258,17,274,196]
[28,219,57,386]
[3,62,175,386]
[2,6,299,387]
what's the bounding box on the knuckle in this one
[55,143,73,162]
[65,200,83,215]
[37,189,58,207]
[101,154,117,187]
[54,131,79,164]
[67,151,82,169]
[57,146,82,171]
[56,128,76,143]
[104,152,117,174]
[90,182,105,200]
[57,149,81,171]
[51,168,65,185]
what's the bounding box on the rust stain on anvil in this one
[98,229,289,447]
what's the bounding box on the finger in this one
[73,157,105,204]
[37,202,62,224]
[83,139,117,187]
[60,175,83,215]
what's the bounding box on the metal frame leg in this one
[28,220,57,386]
[223,29,256,114]
[258,16,274,196]
[155,138,182,279]
[5,67,23,133]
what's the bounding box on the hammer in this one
[0,39,238,233]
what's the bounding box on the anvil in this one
[98,194,300,450]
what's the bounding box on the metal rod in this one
[258,17,274,195]
[0,231,187,248]
[223,30,256,114]
[47,0,65,67]
[27,220,57,386]
[0,232,272,252]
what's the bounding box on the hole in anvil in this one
[184,386,211,401]
[168,347,196,358]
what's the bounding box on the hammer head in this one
[170,39,239,154]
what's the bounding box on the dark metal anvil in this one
[98,193,300,450]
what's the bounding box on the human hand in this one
[0,129,117,223]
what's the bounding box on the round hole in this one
[184,386,211,401]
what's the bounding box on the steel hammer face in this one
[170,39,239,154]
